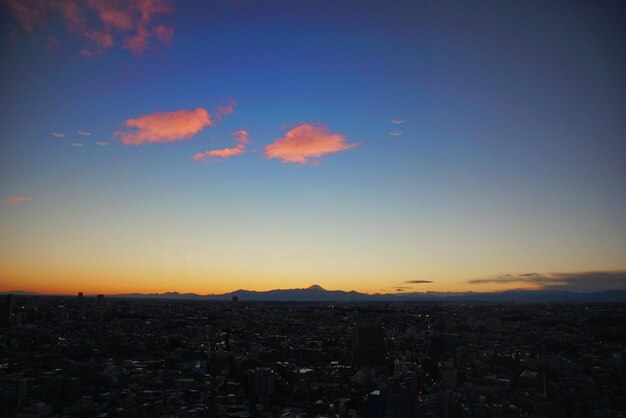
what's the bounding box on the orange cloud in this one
[115,108,213,145]
[4,196,32,205]
[265,123,359,164]
[193,130,250,162]
[4,0,174,56]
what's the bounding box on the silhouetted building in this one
[2,294,14,326]
[97,294,104,304]
[353,323,386,366]
[77,292,83,299]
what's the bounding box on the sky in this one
[0,0,625,295]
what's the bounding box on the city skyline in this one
[1,1,625,295]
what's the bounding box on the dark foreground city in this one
[1,295,625,417]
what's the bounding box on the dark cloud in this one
[405,280,433,284]
[468,271,626,291]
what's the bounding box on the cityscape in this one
[1,0,625,416]
[1,292,625,417]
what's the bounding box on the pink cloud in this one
[4,0,174,56]
[84,30,114,54]
[115,108,213,145]
[4,196,32,205]
[193,144,246,161]
[122,0,173,55]
[58,1,86,33]
[265,123,359,164]
[90,1,134,31]
[193,130,250,162]
[232,130,250,145]
[214,99,237,120]
[3,0,49,33]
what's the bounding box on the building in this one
[353,323,386,367]
[2,293,14,326]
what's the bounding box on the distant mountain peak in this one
[307,284,325,291]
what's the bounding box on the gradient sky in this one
[1,0,625,295]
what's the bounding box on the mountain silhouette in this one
[4,287,625,302]
[102,287,626,303]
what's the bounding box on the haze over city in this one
[1,0,625,296]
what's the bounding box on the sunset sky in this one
[1,0,625,295]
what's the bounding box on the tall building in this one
[353,323,387,367]
[2,294,14,326]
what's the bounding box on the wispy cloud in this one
[214,99,237,121]
[95,141,109,146]
[469,271,626,291]
[405,280,433,284]
[231,129,250,145]
[115,108,213,145]
[192,130,250,162]
[4,0,174,57]
[391,119,405,124]
[154,24,174,47]
[52,132,66,138]
[192,144,246,162]
[389,131,403,136]
[265,123,359,165]
[78,130,92,136]
[70,142,84,147]
[4,196,32,205]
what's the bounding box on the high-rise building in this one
[2,294,14,326]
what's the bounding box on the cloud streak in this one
[52,132,66,138]
[469,271,626,291]
[115,108,213,145]
[192,130,250,162]
[265,123,359,165]
[95,141,109,146]
[5,0,175,57]
[78,130,92,136]
[405,280,433,284]
[391,119,405,124]
[70,142,84,147]
[4,196,32,205]
[389,131,403,136]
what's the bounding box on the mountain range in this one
[3,285,625,302]
[112,285,626,303]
